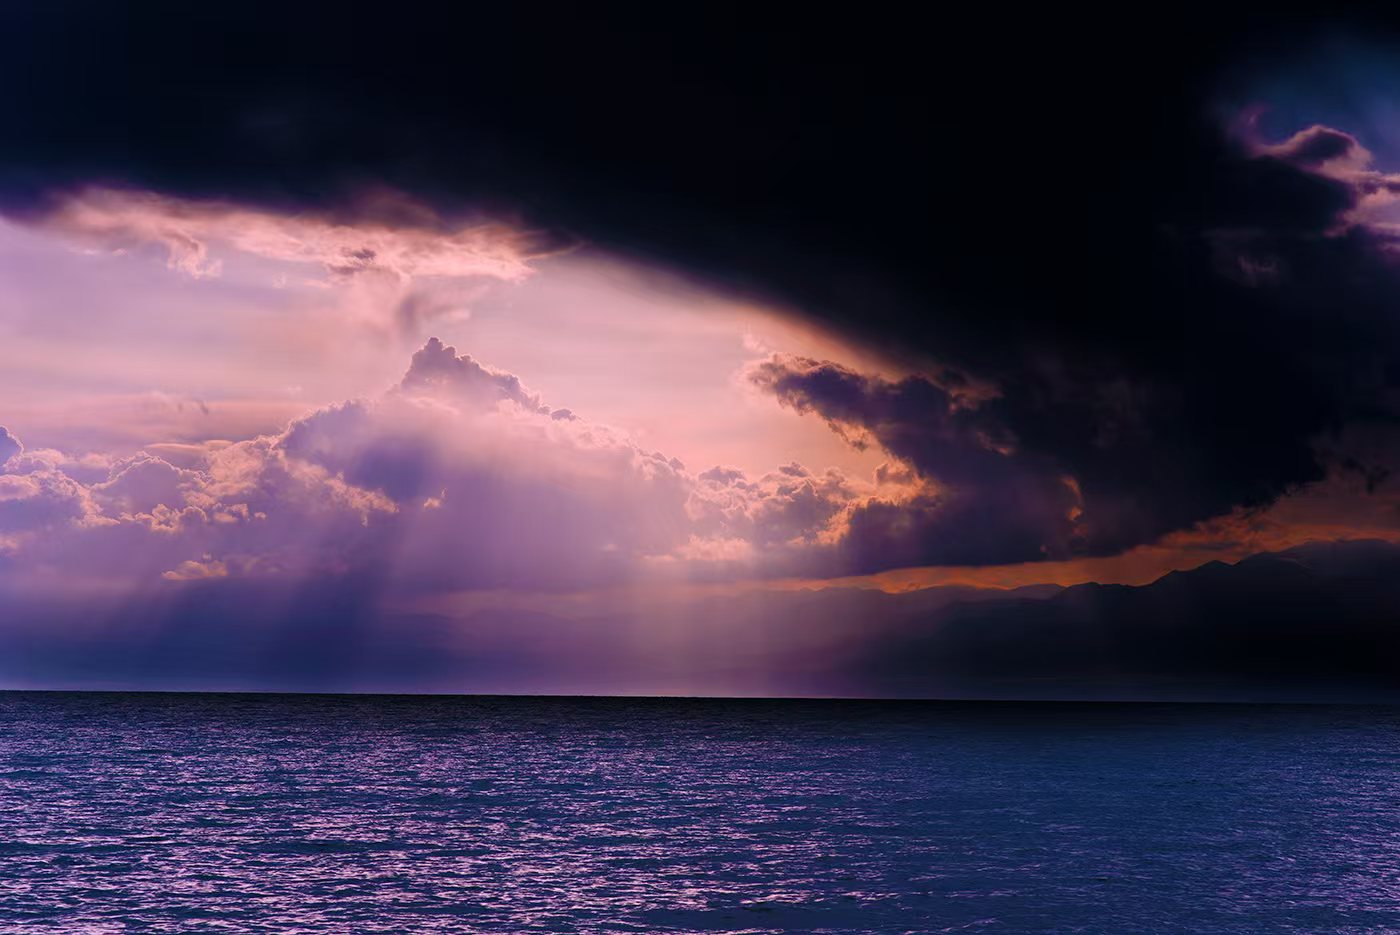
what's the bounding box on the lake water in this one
[4,693,1400,933]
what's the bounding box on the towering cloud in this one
[397,337,545,411]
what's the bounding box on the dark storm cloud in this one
[8,6,1400,572]
[749,356,1080,568]
[745,121,1400,566]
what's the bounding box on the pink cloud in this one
[0,341,869,593]
[33,187,547,283]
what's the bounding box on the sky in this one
[7,7,1400,698]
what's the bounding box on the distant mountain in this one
[851,539,1400,701]
[465,541,1400,701]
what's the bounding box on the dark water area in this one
[4,693,1400,933]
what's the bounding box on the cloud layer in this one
[0,340,908,597]
[33,188,543,283]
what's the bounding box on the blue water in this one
[4,694,1400,933]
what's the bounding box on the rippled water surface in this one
[5,694,1400,932]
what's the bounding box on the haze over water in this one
[4,692,1400,933]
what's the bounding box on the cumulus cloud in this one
[273,390,699,590]
[0,469,97,534]
[0,428,397,591]
[93,455,198,515]
[749,356,1083,568]
[692,461,857,553]
[0,340,866,593]
[397,337,544,411]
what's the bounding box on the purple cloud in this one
[0,340,861,595]
[0,427,20,466]
[399,337,544,411]
[749,356,1081,568]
